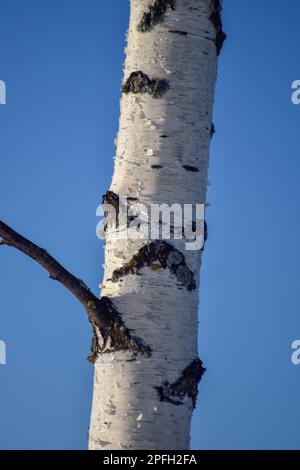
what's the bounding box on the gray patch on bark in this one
[110,240,196,291]
[155,358,206,409]
[122,71,169,98]
[137,0,176,32]
[210,0,227,55]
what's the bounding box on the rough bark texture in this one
[88,0,224,450]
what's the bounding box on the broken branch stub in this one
[87,296,152,363]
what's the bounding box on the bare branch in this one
[0,219,151,360]
[0,219,96,308]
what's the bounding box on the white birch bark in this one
[88,0,224,450]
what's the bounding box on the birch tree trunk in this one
[88,0,225,450]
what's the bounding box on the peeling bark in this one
[155,358,206,409]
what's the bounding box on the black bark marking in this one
[210,0,223,31]
[137,0,176,32]
[160,134,168,138]
[122,71,169,98]
[210,122,215,138]
[110,240,196,291]
[151,165,163,169]
[102,191,137,229]
[204,220,208,244]
[102,190,120,227]
[182,165,199,173]
[210,0,227,55]
[155,358,206,409]
[168,30,187,36]
[215,31,227,55]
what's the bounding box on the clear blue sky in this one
[1,0,300,450]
